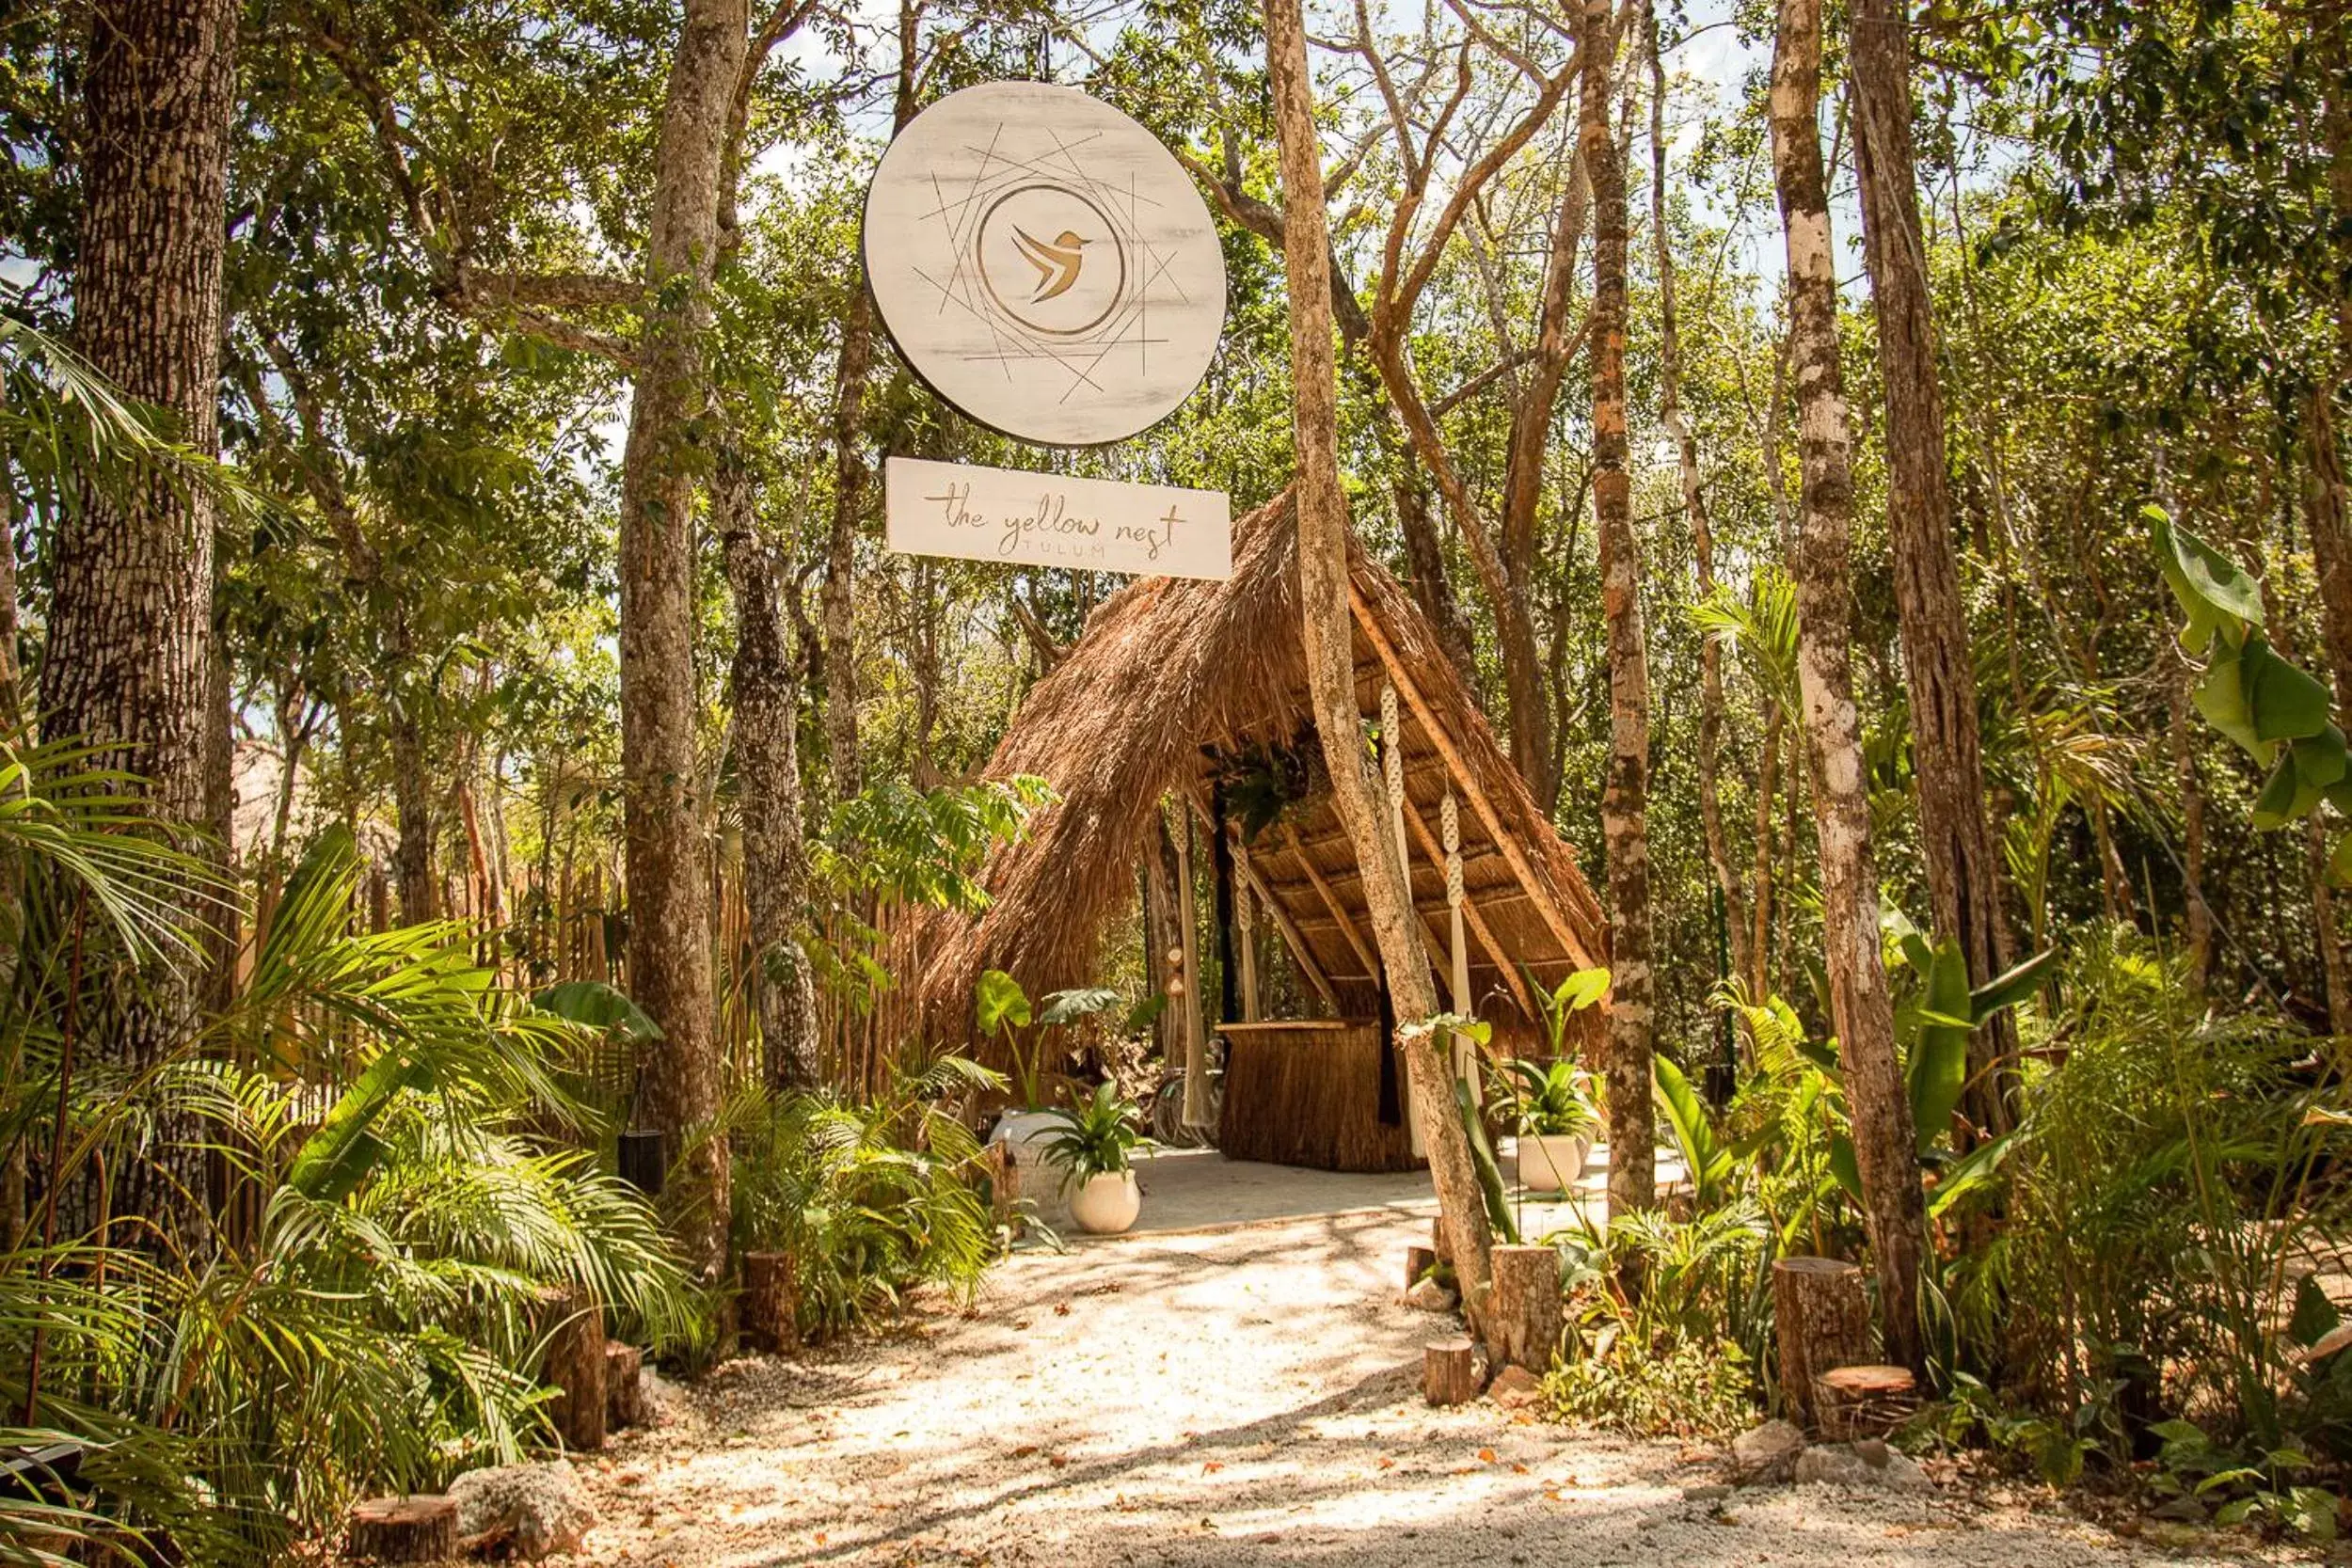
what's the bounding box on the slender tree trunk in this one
[1581,0,1655,1227]
[2168,663,2214,989]
[1143,811,1186,1062]
[1850,0,2013,1137]
[1769,0,1929,1370]
[615,0,743,1286]
[718,454,820,1091]
[43,0,238,1253]
[1392,446,1477,688]
[389,682,437,925]
[1263,0,1498,1332]
[1647,1,1750,991]
[1749,705,1782,999]
[819,283,870,805]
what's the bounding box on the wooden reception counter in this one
[1214,1020,1422,1173]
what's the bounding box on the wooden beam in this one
[1279,822,1381,979]
[1402,792,1536,1022]
[1179,789,1341,1012]
[1349,587,1602,973]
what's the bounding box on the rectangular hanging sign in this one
[883,456,1232,580]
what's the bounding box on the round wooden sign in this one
[862,83,1228,448]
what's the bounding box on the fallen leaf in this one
[1512,1463,1530,1474]
[1054,1302,1072,1316]
[1011,1445,1040,1459]
[1478,1448,1497,1464]
[1202,1461,1224,1473]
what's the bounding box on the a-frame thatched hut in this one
[918,493,1608,1172]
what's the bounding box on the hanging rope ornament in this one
[1234,838,1259,1022]
[1442,786,1477,1100]
[1441,789,1464,909]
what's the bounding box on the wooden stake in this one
[346,1496,458,1562]
[605,1340,649,1431]
[1487,1243,1564,1372]
[1422,1337,1486,1405]
[1814,1364,1920,1440]
[539,1288,606,1452]
[1772,1256,1870,1432]
[742,1251,801,1353]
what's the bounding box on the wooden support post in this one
[1405,1243,1438,1290]
[1401,794,1535,1021]
[742,1251,801,1353]
[539,1288,606,1452]
[346,1496,459,1562]
[1279,822,1379,977]
[1772,1257,1871,1433]
[1351,588,1602,972]
[1487,1243,1564,1372]
[1422,1337,1486,1406]
[1236,843,1262,1022]
[982,1139,1020,1232]
[1814,1365,1921,1440]
[1183,788,1341,1012]
[1174,809,1209,1129]
[605,1340,648,1431]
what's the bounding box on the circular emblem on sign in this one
[861,83,1228,448]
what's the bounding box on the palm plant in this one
[1035,1082,1154,1190]
[1490,1058,1600,1139]
[728,1052,1000,1340]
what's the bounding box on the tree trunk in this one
[1263,0,1498,1332]
[1648,1,1751,992]
[615,0,743,1287]
[44,0,237,1253]
[1772,1256,1871,1431]
[1768,0,1930,1372]
[1142,812,1185,1063]
[1581,0,1655,1230]
[818,283,870,805]
[389,688,437,925]
[2168,662,2214,989]
[1392,455,1476,689]
[1850,0,2014,1139]
[718,453,819,1092]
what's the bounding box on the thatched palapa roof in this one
[917,493,1609,1047]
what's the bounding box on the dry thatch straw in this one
[914,491,1608,1054]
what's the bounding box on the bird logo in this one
[1011,226,1090,303]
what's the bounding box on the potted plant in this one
[1498,964,1611,1193]
[1492,1057,1601,1193]
[977,971,1123,1216]
[1035,1082,1155,1234]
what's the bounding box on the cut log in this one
[1487,1243,1563,1373]
[1772,1256,1870,1432]
[346,1495,459,1562]
[1431,1215,1453,1268]
[1422,1337,1486,1406]
[604,1340,648,1431]
[1404,1243,1438,1291]
[982,1140,1019,1233]
[538,1290,605,1452]
[742,1250,801,1353]
[1814,1363,1919,1441]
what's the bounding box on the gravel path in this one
[572,1207,2254,1567]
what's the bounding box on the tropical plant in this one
[974,970,1122,1110]
[728,1051,1002,1339]
[1491,1057,1600,1139]
[1035,1081,1154,1188]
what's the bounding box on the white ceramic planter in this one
[991,1110,1072,1226]
[1517,1132,1591,1195]
[1067,1169,1142,1235]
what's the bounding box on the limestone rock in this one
[1405,1276,1459,1313]
[1487,1364,1546,1410]
[1793,1442,1931,1492]
[2147,1494,2207,1523]
[448,1460,598,1560]
[1728,1419,1805,1484]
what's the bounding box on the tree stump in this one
[1487,1243,1563,1373]
[1404,1243,1438,1291]
[1430,1215,1453,1267]
[538,1289,606,1452]
[1422,1337,1486,1406]
[346,1495,458,1562]
[1814,1364,1919,1441]
[605,1339,648,1431]
[742,1251,801,1353]
[982,1141,1019,1232]
[1772,1256,1870,1432]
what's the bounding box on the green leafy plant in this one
[1491,1057,1600,1139]
[728,1052,1002,1340]
[975,970,1122,1109]
[1035,1082,1155,1189]
[2152,508,2351,879]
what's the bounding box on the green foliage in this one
[728,1055,1000,1341]
[2153,510,2352,865]
[1035,1082,1155,1186]
[976,970,1120,1110]
[1491,1057,1599,1139]
[1544,1333,1758,1439]
[1520,963,1611,1061]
